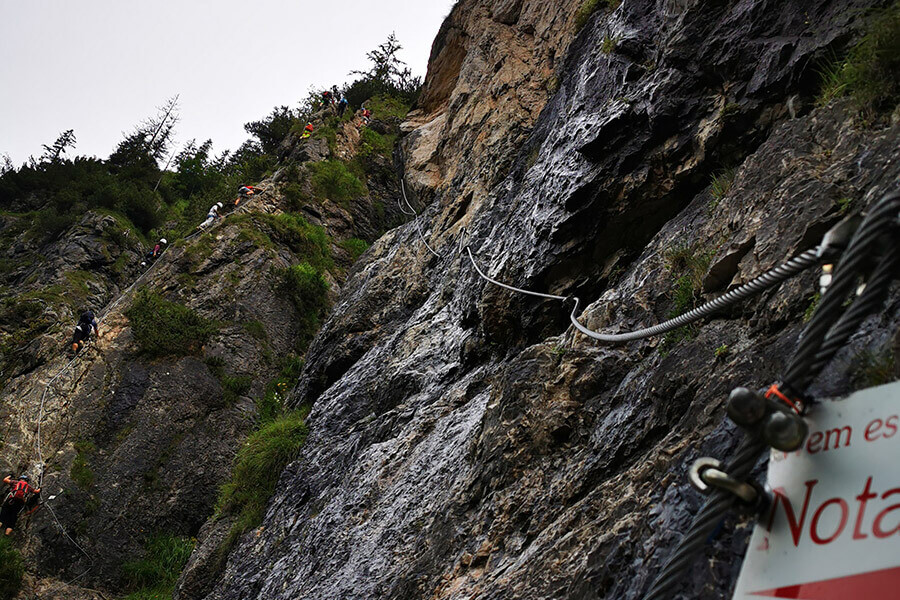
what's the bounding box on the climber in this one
[199,202,223,230]
[235,185,258,206]
[141,238,167,267]
[301,122,314,139]
[322,90,333,110]
[71,309,98,354]
[0,475,40,535]
[361,107,372,125]
[337,96,349,117]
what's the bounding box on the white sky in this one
[0,0,455,165]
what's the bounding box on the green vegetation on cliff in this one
[122,534,195,600]
[126,289,218,357]
[819,3,900,115]
[215,411,308,552]
[279,262,331,352]
[0,537,23,600]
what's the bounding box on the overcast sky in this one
[0,0,455,166]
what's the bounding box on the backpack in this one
[78,312,94,328]
[12,480,29,501]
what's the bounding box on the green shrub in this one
[309,160,367,205]
[339,238,370,260]
[216,412,308,545]
[279,263,330,351]
[818,4,900,114]
[282,183,309,212]
[122,534,195,600]
[366,95,412,120]
[575,0,621,30]
[31,209,77,242]
[0,537,23,600]
[359,128,396,159]
[126,289,218,357]
[71,440,96,488]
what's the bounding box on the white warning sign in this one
[733,381,900,599]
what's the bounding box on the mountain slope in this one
[199,1,899,599]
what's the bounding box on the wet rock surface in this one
[202,1,899,600]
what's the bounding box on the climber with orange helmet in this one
[301,122,314,140]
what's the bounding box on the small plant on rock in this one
[0,537,23,600]
[708,168,736,211]
[121,534,195,600]
[126,289,218,357]
[818,4,900,116]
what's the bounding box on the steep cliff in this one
[0,105,403,597]
[199,1,899,599]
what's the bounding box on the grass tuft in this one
[575,0,621,31]
[708,168,736,211]
[126,289,218,357]
[658,243,714,354]
[122,534,195,600]
[818,4,900,115]
[0,537,23,600]
[339,238,370,261]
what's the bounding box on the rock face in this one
[0,107,400,594]
[199,1,899,600]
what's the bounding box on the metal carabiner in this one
[688,457,758,504]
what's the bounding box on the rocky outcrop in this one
[0,106,402,595]
[201,1,899,599]
[403,0,582,206]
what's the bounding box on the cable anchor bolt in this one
[726,385,809,452]
[688,457,760,505]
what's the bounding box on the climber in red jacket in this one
[0,475,40,535]
[235,185,258,206]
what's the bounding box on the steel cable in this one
[463,244,822,343]
[643,437,766,600]
[401,180,442,258]
[640,191,899,600]
[568,249,821,343]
